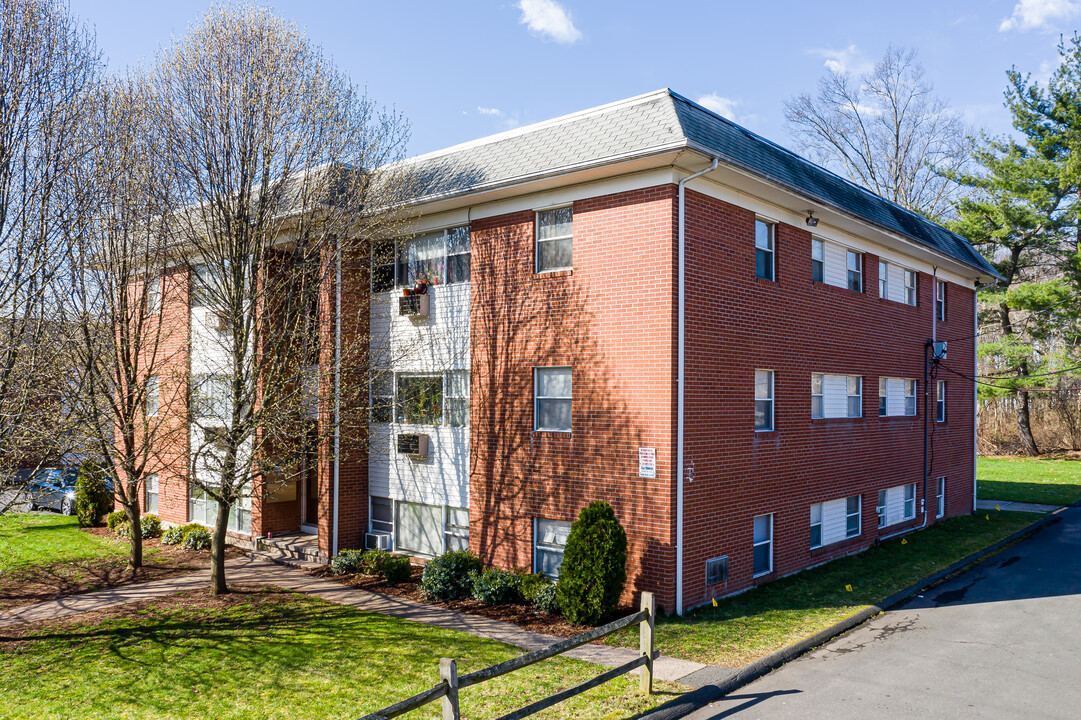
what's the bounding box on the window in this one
[936,477,946,518]
[936,280,946,321]
[146,376,159,418]
[903,483,916,520]
[370,497,393,535]
[396,374,443,425]
[446,370,469,427]
[752,514,773,576]
[811,374,824,419]
[879,261,888,299]
[755,370,774,431]
[192,374,231,421]
[535,367,572,432]
[811,239,824,282]
[810,503,823,548]
[190,264,220,309]
[370,372,394,423]
[755,220,774,280]
[937,380,946,422]
[189,483,217,527]
[146,274,160,315]
[847,250,862,292]
[397,231,445,287]
[904,269,917,306]
[145,474,158,515]
[878,377,887,417]
[846,496,861,537]
[847,376,862,418]
[535,518,572,578]
[877,490,887,528]
[905,379,917,416]
[396,501,443,557]
[536,207,573,272]
[446,226,471,284]
[445,507,470,552]
[373,226,472,293]
[371,239,396,292]
[880,377,919,417]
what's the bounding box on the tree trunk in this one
[124,502,143,570]
[1017,387,1040,456]
[210,499,230,595]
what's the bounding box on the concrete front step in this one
[254,535,329,566]
[248,549,327,573]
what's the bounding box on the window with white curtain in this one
[535,367,572,432]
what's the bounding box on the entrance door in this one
[300,426,318,533]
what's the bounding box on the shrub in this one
[115,521,131,538]
[140,514,162,539]
[177,523,203,540]
[106,510,128,532]
[420,550,482,602]
[74,462,112,527]
[331,549,366,575]
[382,555,412,582]
[183,526,212,550]
[554,501,627,625]
[519,573,553,604]
[470,567,522,606]
[532,583,559,615]
[361,549,391,576]
[161,527,183,545]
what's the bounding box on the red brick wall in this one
[469,187,679,609]
[680,188,976,608]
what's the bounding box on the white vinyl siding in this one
[880,262,918,305]
[810,496,862,548]
[881,377,918,417]
[811,373,862,418]
[878,483,918,528]
[815,240,863,292]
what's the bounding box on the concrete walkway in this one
[0,555,705,684]
[976,498,1060,513]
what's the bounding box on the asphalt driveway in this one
[680,507,1081,719]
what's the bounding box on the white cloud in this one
[808,44,872,75]
[477,106,502,116]
[516,0,582,44]
[696,93,741,119]
[999,0,1080,31]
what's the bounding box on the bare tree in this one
[63,76,187,569]
[150,4,412,594]
[785,45,970,221]
[0,0,100,502]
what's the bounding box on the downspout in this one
[332,237,341,556]
[676,156,717,616]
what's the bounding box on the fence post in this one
[440,657,460,720]
[639,591,655,695]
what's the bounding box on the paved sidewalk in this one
[0,555,704,684]
[976,499,1059,513]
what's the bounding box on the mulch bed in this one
[312,565,632,639]
[0,528,245,612]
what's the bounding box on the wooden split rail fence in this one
[358,591,656,720]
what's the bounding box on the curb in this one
[643,507,1067,719]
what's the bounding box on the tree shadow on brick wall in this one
[470,220,673,606]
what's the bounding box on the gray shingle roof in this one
[404,89,998,279]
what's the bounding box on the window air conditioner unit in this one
[396,433,429,459]
[365,532,392,551]
[398,293,430,318]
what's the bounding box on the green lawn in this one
[0,587,680,720]
[977,455,1081,507]
[605,511,1041,667]
[0,513,129,572]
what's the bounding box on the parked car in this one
[25,468,81,515]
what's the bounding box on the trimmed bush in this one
[420,550,482,602]
[161,527,183,545]
[519,573,553,604]
[382,555,412,582]
[361,549,391,576]
[331,549,366,575]
[74,462,112,527]
[470,567,521,606]
[182,526,212,550]
[532,583,559,615]
[115,521,131,538]
[554,501,628,625]
[106,510,128,532]
[140,514,162,539]
[176,523,203,540]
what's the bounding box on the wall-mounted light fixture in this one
[805,211,819,227]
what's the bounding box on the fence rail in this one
[358,591,656,720]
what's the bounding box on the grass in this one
[977,455,1081,507]
[605,511,1041,667]
[0,588,680,720]
[0,513,130,573]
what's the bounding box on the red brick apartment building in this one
[141,90,1000,614]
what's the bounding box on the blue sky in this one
[68,0,1081,157]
